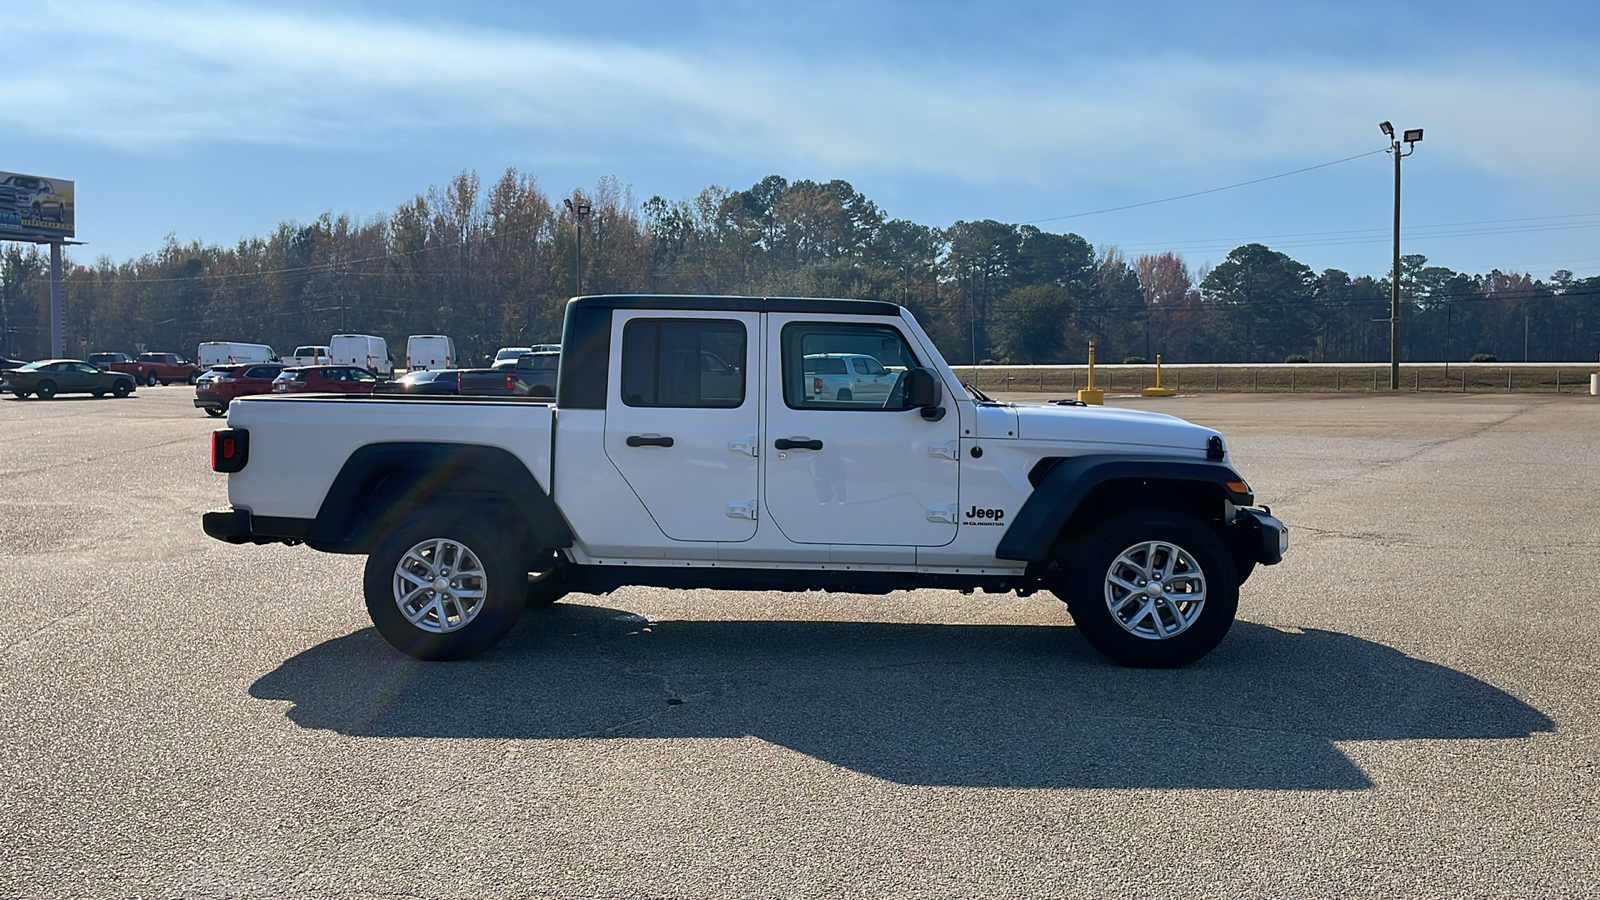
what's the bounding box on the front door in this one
[603,311,761,543]
[762,315,961,546]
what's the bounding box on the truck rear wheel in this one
[1056,509,1238,668]
[363,511,526,660]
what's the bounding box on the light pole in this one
[1380,121,1422,389]
[563,197,591,296]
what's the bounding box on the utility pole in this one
[564,198,591,296]
[1380,121,1423,390]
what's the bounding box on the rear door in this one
[603,310,761,542]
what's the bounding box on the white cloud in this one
[9,1,1600,189]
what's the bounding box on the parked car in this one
[329,334,392,377]
[3,359,137,399]
[284,345,332,367]
[802,352,895,403]
[375,368,520,396]
[271,365,380,395]
[405,335,457,372]
[88,351,136,370]
[198,342,278,368]
[193,362,284,416]
[497,350,560,398]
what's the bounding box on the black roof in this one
[565,294,901,317]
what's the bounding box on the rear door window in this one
[620,319,746,408]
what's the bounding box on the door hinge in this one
[929,441,959,460]
[726,499,759,520]
[926,503,958,524]
[727,437,758,457]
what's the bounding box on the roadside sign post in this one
[50,241,63,358]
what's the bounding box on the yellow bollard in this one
[1141,354,1177,397]
[1077,340,1104,405]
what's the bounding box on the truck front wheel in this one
[363,511,526,660]
[1056,510,1238,668]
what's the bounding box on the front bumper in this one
[1234,508,1288,565]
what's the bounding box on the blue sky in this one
[7,0,1599,279]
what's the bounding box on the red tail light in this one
[211,428,249,473]
[505,373,514,391]
[813,376,823,395]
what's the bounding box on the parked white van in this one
[197,342,278,368]
[330,334,393,376]
[405,335,457,372]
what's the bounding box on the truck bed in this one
[225,393,555,521]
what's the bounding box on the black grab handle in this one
[774,438,823,451]
[626,434,675,448]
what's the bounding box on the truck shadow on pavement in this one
[250,603,1552,790]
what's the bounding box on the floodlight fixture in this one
[1379,121,1394,137]
[1402,128,1424,143]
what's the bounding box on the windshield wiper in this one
[963,382,996,403]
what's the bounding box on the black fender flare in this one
[994,455,1253,564]
[308,442,574,553]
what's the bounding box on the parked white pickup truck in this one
[204,295,1286,666]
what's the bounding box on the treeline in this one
[1,169,1596,365]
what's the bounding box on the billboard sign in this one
[0,170,74,241]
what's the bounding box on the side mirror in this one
[904,367,945,420]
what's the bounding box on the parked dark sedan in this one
[374,368,521,396]
[3,359,138,399]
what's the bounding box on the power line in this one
[1022,149,1389,225]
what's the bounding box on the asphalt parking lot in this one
[2,386,1596,898]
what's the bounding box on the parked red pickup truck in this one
[124,352,202,386]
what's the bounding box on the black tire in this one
[1056,509,1239,668]
[837,388,853,401]
[364,510,527,660]
[91,390,104,398]
[145,370,159,387]
[203,405,225,417]
[35,380,57,400]
[10,390,28,399]
[111,380,132,398]
[187,371,200,385]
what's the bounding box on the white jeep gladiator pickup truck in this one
[204,295,1286,666]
